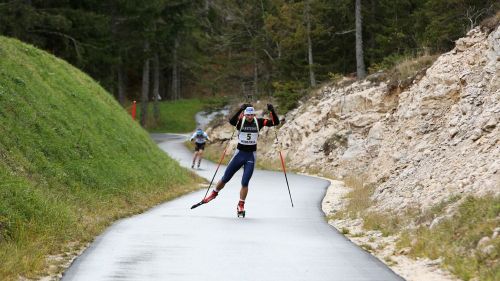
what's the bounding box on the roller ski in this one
[190,190,218,209]
[236,200,245,218]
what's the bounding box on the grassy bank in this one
[0,36,201,280]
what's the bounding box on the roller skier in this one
[195,103,280,217]
[190,128,210,169]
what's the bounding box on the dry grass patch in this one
[397,195,500,281]
[388,54,438,82]
[334,173,375,219]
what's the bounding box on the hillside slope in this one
[0,36,198,280]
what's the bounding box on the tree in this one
[413,0,498,52]
[140,40,150,127]
[305,0,316,86]
[153,52,161,123]
[2,0,497,115]
[355,0,366,79]
[171,36,180,100]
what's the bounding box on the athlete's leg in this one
[214,180,226,191]
[197,149,204,167]
[239,151,255,202]
[203,150,245,203]
[241,151,256,188]
[215,150,245,191]
[191,153,197,168]
[240,186,248,200]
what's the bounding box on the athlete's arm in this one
[229,104,250,126]
[268,104,280,125]
[258,104,280,128]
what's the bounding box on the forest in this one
[1,0,498,117]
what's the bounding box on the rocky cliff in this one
[207,25,499,213]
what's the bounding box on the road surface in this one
[62,133,404,281]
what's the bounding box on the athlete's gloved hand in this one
[240,103,252,110]
[267,103,274,111]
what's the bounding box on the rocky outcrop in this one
[368,26,499,211]
[208,26,500,212]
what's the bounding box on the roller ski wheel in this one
[237,210,246,218]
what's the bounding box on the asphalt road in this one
[62,133,404,281]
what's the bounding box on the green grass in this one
[0,36,201,280]
[139,96,228,133]
[140,99,204,133]
[398,195,500,281]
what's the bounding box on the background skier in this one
[190,128,210,169]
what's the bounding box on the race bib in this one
[238,132,258,145]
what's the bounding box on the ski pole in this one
[269,111,294,207]
[191,126,237,209]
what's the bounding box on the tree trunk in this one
[153,52,160,123]
[161,70,168,100]
[171,37,179,100]
[253,50,258,98]
[111,6,125,105]
[305,0,316,87]
[355,0,366,80]
[140,40,150,127]
[117,65,126,105]
[177,70,181,100]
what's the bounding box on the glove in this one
[240,103,252,110]
[267,103,274,111]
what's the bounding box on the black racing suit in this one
[220,107,280,186]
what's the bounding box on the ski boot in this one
[202,190,218,203]
[197,161,201,169]
[237,200,245,218]
[191,163,195,169]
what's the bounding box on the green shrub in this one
[272,80,306,112]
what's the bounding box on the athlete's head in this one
[244,107,255,121]
[196,128,203,135]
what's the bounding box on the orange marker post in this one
[131,101,137,120]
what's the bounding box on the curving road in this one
[62,133,404,281]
